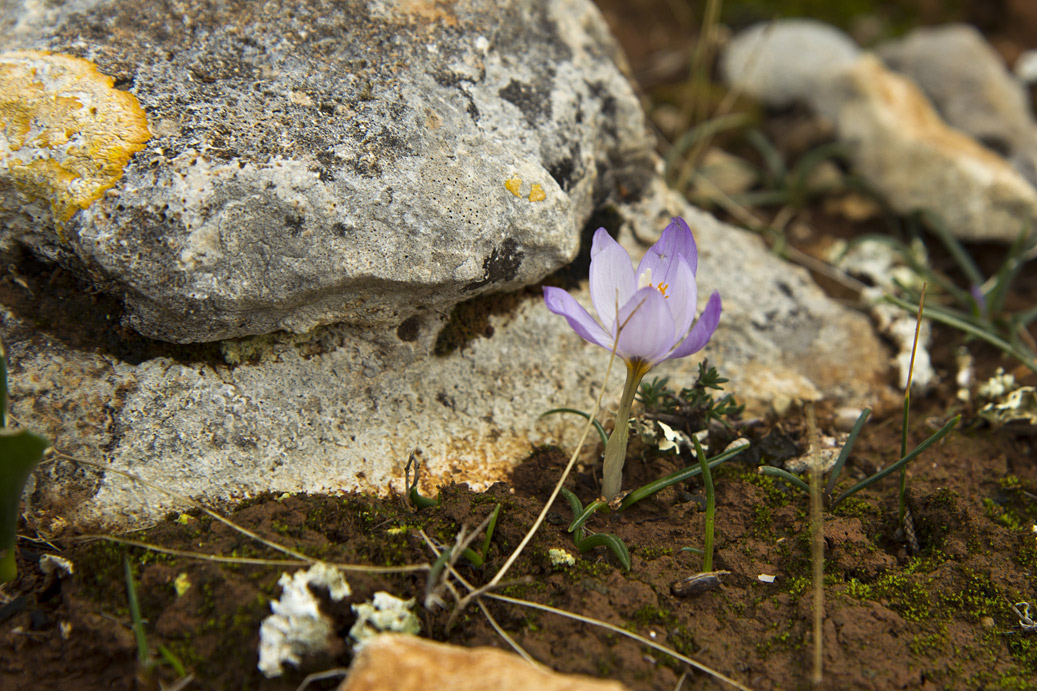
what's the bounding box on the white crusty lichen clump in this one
[548,547,576,568]
[257,562,352,678]
[348,591,421,648]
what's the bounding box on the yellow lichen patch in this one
[528,183,546,202]
[504,176,522,197]
[0,50,150,233]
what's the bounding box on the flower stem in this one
[601,362,648,500]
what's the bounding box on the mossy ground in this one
[3,397,1036,691]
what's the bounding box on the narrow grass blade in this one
[758,466,811,494]
[124,556,151,667]
[883,295,1037,373]
[619,442,749,511]
[984,225,1033,317]
[832,415,960,508]
[568,500,607,534]
[925,211,985,290]
[693,436,715,572]
[0,338,7,426]
[540,408,608,447]
[824,408,871,498]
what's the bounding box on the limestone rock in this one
[878,23,1037,186]
[815,55,1037,243]
[4,173,891,528]
[1,0,654,342]
[719,19,859,108]
[339,634,628,691]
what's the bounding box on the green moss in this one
[909,627,948,656]
[830,496,880,519]
[638,546,673,560]
[983,497,1025,531]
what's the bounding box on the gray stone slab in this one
[1,0,654,342]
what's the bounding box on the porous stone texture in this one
[339,634,628,691]
[4,175,892,528]
[719,19,859,108]
[878,23,1037,186]
[0,0,654,342]
[722,19,1037,243]
[814,55,1037,243]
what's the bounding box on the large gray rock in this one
[3,3,892,528]
[719,19,859,108]
[878,23,1037,187]
[5,175,891,528]
[1,0,654,342]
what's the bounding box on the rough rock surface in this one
[878,23,1037,186]
[814,55,1037,243]
[339,634,628,691]
[719,19,859,108]
[0,0,654,342]
[4,173,891,528]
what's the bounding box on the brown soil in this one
[4,2,1037,690]
[3,373,1037,691]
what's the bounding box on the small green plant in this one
[404,455,500,567]
[637,360,745,430]
[124,555,190,684]
[0,337,51,582]
[558,488,631,571]
[722,130,848,212]
[760,406,959,512]
[548,365,748,572]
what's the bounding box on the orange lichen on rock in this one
[0,50,150,232]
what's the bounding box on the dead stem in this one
[807,403,824,686]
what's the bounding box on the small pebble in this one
[671,570,730,597]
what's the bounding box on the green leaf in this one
[824,408,871,498]
[619,441,749,511]
[575,533,631,572]
[568,500,608,534]
[0,428,50,582]
[758,466,811,494]
[832,415,960,508]
[540,408,608,447]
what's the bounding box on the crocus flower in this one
[543,217,721,499]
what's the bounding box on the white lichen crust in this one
[257,562,352,678]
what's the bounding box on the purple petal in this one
[589,229,636,330]
[614,287,677,365]
[664,257,698,341]
[635,216,699,289]
[543,286,612,348]
[667,291,721,361]
[590,227,616,258]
